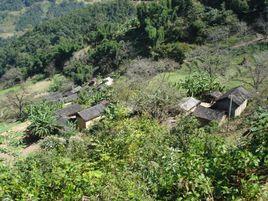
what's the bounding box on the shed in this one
[77,102,108,130]
[55,104,82,118]
[193,105,226,125]
[212,86,251,117]
[179,97,201,113]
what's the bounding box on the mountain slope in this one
[0,0,89,38]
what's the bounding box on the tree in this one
[185,45,230,77]
[237,53,268,91]
[151,42,187,63]
[64,61,93,85]
[89,40,126,75]
[6,86,30,119]
[0,68,23,88]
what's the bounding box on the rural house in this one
[193,105,226,125]
[77,101,109,130]
[179,97,201,114]
[212,86,251,117]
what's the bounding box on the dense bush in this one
[48,74,71,92]
[0,112,267,200]
[179,72,224,98]
[26,101,62,138]
[0,0,136,78]
[40,136,66,152]
[78,85,112,107]
[130,79,182,120]
[64,60,93,85]
[151,42,189,63]
[89,40,126,75]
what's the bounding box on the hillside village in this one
[0,0,267,200]
[44,78,251,132]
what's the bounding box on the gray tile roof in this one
[193,105,225,121]
[77,103,107,122]
[217,86,251,105]
[55,104,82,117]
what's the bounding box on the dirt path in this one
[232,35,267,49]
[0,153,14,161]
[10,121,31,133]
[21,143,40,156]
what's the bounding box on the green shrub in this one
[26,101,62,138]
[31,74,45,84]
[40,136,66,152]
[151,42,188,63]
[179,72,224,98]
[89,40,126,75]
[67,136,89,160]
[48,74,70,92]
[78,86,112,107]
[64,61,93,85]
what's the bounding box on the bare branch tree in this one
[237,52,268,91]
[185,45,230,77]
[6,86,31,119]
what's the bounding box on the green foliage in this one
[0,0,136,78]
[64,60,93,85]
[151,42,188,63]
[0,114,267,200]
[130,79,182,120]
[0,0,24,11]
[89,40,126,75]
[179,72,224,97]
[0,153,103,200]
[26,101,62,138]
[48,74,68,92]
[247,107,268,163]
[104,104,130,120]
[31,74,45,84]
[78,86,112,107]
[40,136,66,153]
[137,0,238,52]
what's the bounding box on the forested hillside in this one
[0,0,267,200]
[0,0,88,38]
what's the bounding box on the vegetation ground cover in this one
[0,0,267,200]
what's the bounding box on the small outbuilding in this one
[212,86,251,117]
[179,97,201,114]
[193,105,226,125]
[77,101,109,130]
